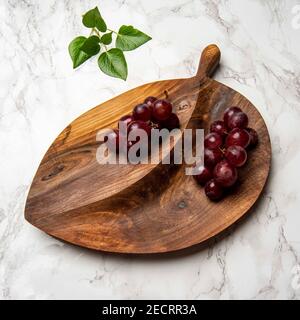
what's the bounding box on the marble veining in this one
[0,0,300,299]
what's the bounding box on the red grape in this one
[133,103,152,122]
[118,114,134,129]
[213,160,238,187]
[192,106,257,201]
[128,120,151,143]
[204,132,223,149]
[210,120,227,136]
[227,111,248,129]
[226,128,250,149]
[152,99,173,121]
[223,106,241,125]
[193,165,212,186]
[204,148,223,169]
[205,179,223,201]
[225,145,247,167]
[144,96,157,107]
[161,113,180,130]
[246,128,258,147]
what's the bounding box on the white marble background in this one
[0,0,300,300]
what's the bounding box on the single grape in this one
[213,160,238,187]
[128,120,151,145]
[223,106,242,125]
[204,132,223,149]
[128,120,151,135]
[133,103,152,122]
[193,165,212,186]
[144,97,157,122]
[160,113,180,130]
[226,128,250,149]
[152,99,173,121]
[205,179,223,201]
[106,129,120,152]
[227,111,248,129]
[246,128,258,147]
[210,120,227,136]
[118,114,134,129]
[225,145,247,167]
[144,96,157,107]
[204,148,223,169]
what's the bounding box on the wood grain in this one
[24,44,271,253]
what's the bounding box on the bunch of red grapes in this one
[193,106,258,201]
[106,97,180,152]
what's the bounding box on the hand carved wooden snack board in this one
[24,45,271,254]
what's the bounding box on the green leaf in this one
[116,25,151,51]
[80,35,100,56]
[68,36,91,69]
[98,48,128,80]
[100,32,113,45]
[82,6,107,32]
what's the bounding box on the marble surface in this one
[0,0,300,300]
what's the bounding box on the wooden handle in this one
[196,44,221,78]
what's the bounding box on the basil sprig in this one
[68,6,151,80]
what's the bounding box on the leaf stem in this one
[89,28,94,37]
[93,28,101,37]
[107,28,118,35]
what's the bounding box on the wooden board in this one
[24,45,271,253]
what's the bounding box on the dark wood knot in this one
[42,164,65,181]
